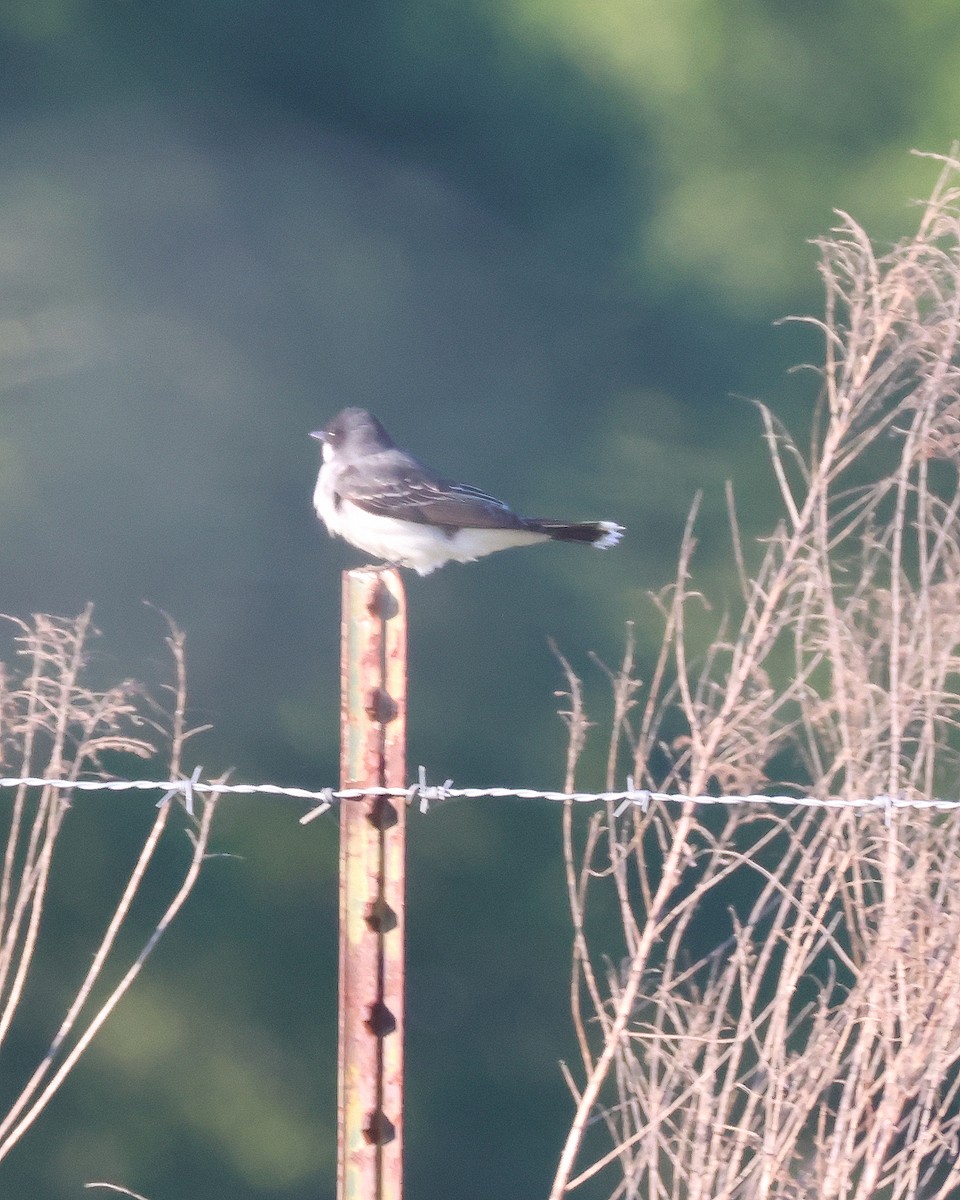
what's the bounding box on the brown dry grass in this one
[0,606,220,1162]
[552,150,960,1200]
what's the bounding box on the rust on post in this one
[338,567,406,1200]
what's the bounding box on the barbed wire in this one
[2,768,960,826]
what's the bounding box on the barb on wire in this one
[156,764,202,816]
[299,788,337,825]
[2,773,960,816]
[413,764,455,813]
[613,775,651,819]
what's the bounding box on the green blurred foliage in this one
[0,1,956,1196]
[503,0,960,302]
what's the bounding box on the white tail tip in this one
[594,522,625,549]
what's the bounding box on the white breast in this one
[313,466,343,535]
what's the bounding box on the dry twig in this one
[553,149,960,1200]
[0,607,220,1163]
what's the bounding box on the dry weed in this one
[0,606,221,1162]
[553,151,960,1200]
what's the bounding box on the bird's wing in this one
[338,456,529,530]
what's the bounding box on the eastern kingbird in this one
[311,408,624,575]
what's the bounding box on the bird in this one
[310,407,624,576]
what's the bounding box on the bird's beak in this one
[309,430,325,443]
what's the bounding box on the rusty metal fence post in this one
[338,567,406,1200]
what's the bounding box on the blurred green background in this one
[0,2,957,1197]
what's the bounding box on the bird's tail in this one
[524,519,624,548]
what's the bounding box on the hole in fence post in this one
[338,567,406,1200]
